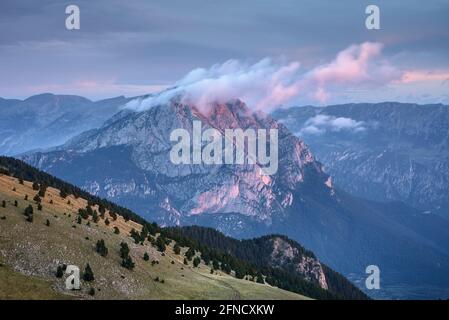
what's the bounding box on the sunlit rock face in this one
[23,98,332,226]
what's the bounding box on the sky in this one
[0,0,448,106]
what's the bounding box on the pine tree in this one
[185,247,195,261]
[173,243,181,255]
[235,268,245,279]
[83,264,95,282]
[24,195,28,200]
[37,203,42,211]
[256,272,264,284]
[77,216,82,224]
[92,210,99,223]
[105,218,110,226]
[56,265,64,278]
[183,258,188,265]
[14,200,18,207]
[120,242,130,259]
[46,219,50,227]
[32,181,39,190]
[38,185,47,197]
[193,257,201,268]
[18,177,24,185]
[121,256,135,270]
[114,227,120,234]
[33,194,41,203]
[155,235,166,252]
[143,252,150,261]
[59,189,68,198]
[96,239,108,257]
[1,200,5,208]
[24,204,33,216]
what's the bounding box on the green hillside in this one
[0,173,308,300]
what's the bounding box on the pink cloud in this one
[400,70,449,83]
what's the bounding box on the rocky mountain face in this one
[272,102,449,218]
[0,93,132,155]
[25,98,331,228]
[21,98,449,299]
[269,237,328,290]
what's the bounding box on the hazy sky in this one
[1,0,448,105]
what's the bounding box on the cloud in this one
[300,114,366,135]
[124,42,402,112]
[303,42,400,102]
[400,70,449,83]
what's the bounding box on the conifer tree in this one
[24,204,33,216]
[173,243,181,255]
[96,239,108,257]
[56,265,64,278]
[120,242,130,259]
[193,257,201,268]
[83,264,95,282]
[121,256,135,270]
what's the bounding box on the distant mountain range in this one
[11,95,449,299]
[0,94,133,155]
[272,102,449,218]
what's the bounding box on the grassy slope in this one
[0,174,308,300]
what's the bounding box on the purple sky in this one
[0,0,448,105]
